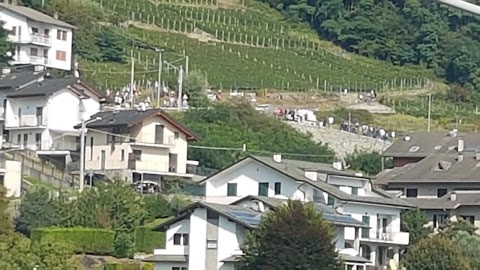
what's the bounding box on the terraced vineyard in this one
[81,0,438,91]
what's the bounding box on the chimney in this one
[332,161,343,171]
[273,154,282,163]
[304,171,318,181]
[54,12,59,20]
[458,153,464,162]
[458,138,464,152]
[450,192,457,201]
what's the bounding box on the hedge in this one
[31,227,115,255]
[134,226,165,253]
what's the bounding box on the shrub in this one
[103,263,122,270]
[31,227,115,255]
[134,226,166,253]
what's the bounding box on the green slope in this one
[80,0,438,91]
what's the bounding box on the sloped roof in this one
[0,71,45,90]
[77,109,199,141]
[405,191,480,210]
[0,3,75,29]
[200,155,412,208]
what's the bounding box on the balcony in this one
[359,229,409,245]
[11,55,47,66]
[130,136,175,148]
[37,138,78,154]
[128,159,193,178]
[6,115,47,129]
[10,33,51,46]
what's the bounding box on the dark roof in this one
[220,253,370,264]
[376,151,480,184]
[405,191,480,210]
[201,155,412,208]
[0,3,76,29]
[230,195,370,228]
[142,255,187,262]
[382,132,480,157]
[6,77,102,99]
[77,109,199,140]
[0,71,45,91]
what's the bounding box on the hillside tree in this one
[239,200,342,270]
[0,21,12,68]
[400,208,432,246]
[402,235,471,270]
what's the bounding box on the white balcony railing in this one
[14,115,46,127]
[30,56,48,65]
[12,55,47,65]
[360,230,409,245]
[10,34,51,46]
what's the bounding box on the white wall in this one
[1,8,73,70]
[3,160,22,197]
[217,216,245,269]
[48,89,82,132]
[188,208,207,270]
[205,159,304,199]
[6,97,47,128]
[344,203,401,234]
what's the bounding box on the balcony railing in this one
[11,34,51,46]
[20,115,46,127]
[360,230,409,245]
[12,55,47,65]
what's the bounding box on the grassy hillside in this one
[78,0,439,91]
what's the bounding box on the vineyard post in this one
[157,49,164,108]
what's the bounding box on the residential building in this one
[0,70,46,148]
[0,2,75,70]
[0,159,21,197]
[377,131,480,230]
[145,195,370,270]
[199,155,412,268]
[76,108,199,183]
[3,73,102,165]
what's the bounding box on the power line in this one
[87,127,335,158]
[78,68,158,75]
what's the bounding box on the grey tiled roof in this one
[7,77,77,98]
[376,151,480,184]
[79,109,199,140]
[0,3,75,29]
[0,71,45,90]
[247,156,412,207]
[406,191,480,210]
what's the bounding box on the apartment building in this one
[1,73,101,166]
[377,131,480,230]
[0,2,75,70]
[146,196,370,270]
[77,108,199,183]
[199,155,412,268]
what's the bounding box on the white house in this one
[145,195,370,270]
[0,2,75,71]
[76,108,199,183]
[199,155,413,268]
[3,73,102,165]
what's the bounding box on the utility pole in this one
[348,111,352,132]
[185,55,189,76]
[79,114,86,192]
[156,51,163,108]
[130,57,135,108]
[427,94,432,132]
[177,65,183,110]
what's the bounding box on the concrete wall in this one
[2,160,22,197]
[188,208,207,270]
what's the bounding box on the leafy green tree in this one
[452,231,480,269]
[143,194,173,223]
[15,188,62,236]
[345,150,391,176]
[183,70,209,107]
[97,27,125,63]
[239,200,342,270]
[402,235,471,270]
[0,21,13,68]
[440,218,476,238]
[400,208,433,246]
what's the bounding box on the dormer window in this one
[409,146,420,152]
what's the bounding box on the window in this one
[90,137,94,160]
[30,47,38,57]
[274,182,281,195]
[172,267,188,270]
[31,27,38,34]
[351,187,359,195]
[360,244,371,260]
[173,234,181,245]
[11,26,16,35]
[133,150,142,161]
[361,216,370,238]
[173,233,189,246]
[258,182,269,196]
[35,133,41,150]
[121,150,125,161]
[327,195,335,206]
[56,50,66,61]
[44,29,49,36]
[406,188,418,198]
[0,175,4,186]
[18,26,21,36]
[460,215,475,224]
[57,30,67,40]
[437,188,448,198]
[174,132,179,139]
[227,183,237,196]
[17,134,21,145]
[182,234,189,245]
[346,266,354,270]
[43,49,48,58]
[433,214,449,228]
